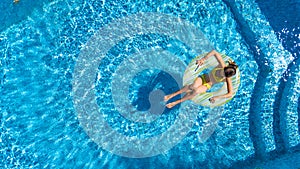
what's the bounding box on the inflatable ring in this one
[183,53,240,108]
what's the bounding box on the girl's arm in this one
[197,50,226,67]
[209,78,233,103]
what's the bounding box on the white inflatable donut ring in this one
[183,53,240,108]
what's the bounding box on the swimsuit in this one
[198,74,212,90]
[211,67,225,83]
[198,67,225,90]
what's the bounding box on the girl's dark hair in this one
[224,60,238,77]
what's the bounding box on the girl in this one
[165,50,238,108]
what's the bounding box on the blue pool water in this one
[0,0,299,168]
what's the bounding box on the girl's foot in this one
[164,94,173,102]
[166,102,177,109]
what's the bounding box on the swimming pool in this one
[0,0,299,168]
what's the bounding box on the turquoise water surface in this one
[1,0,299,168]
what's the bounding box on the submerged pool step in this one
[224,0,298,166]
[223,0,265,159]
[273,56,300,151]
[256,0,300,154]
[298,98,300,138]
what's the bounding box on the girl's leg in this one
[166,85,207,108]
[164,85,190,102]
[164,77,203,102]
